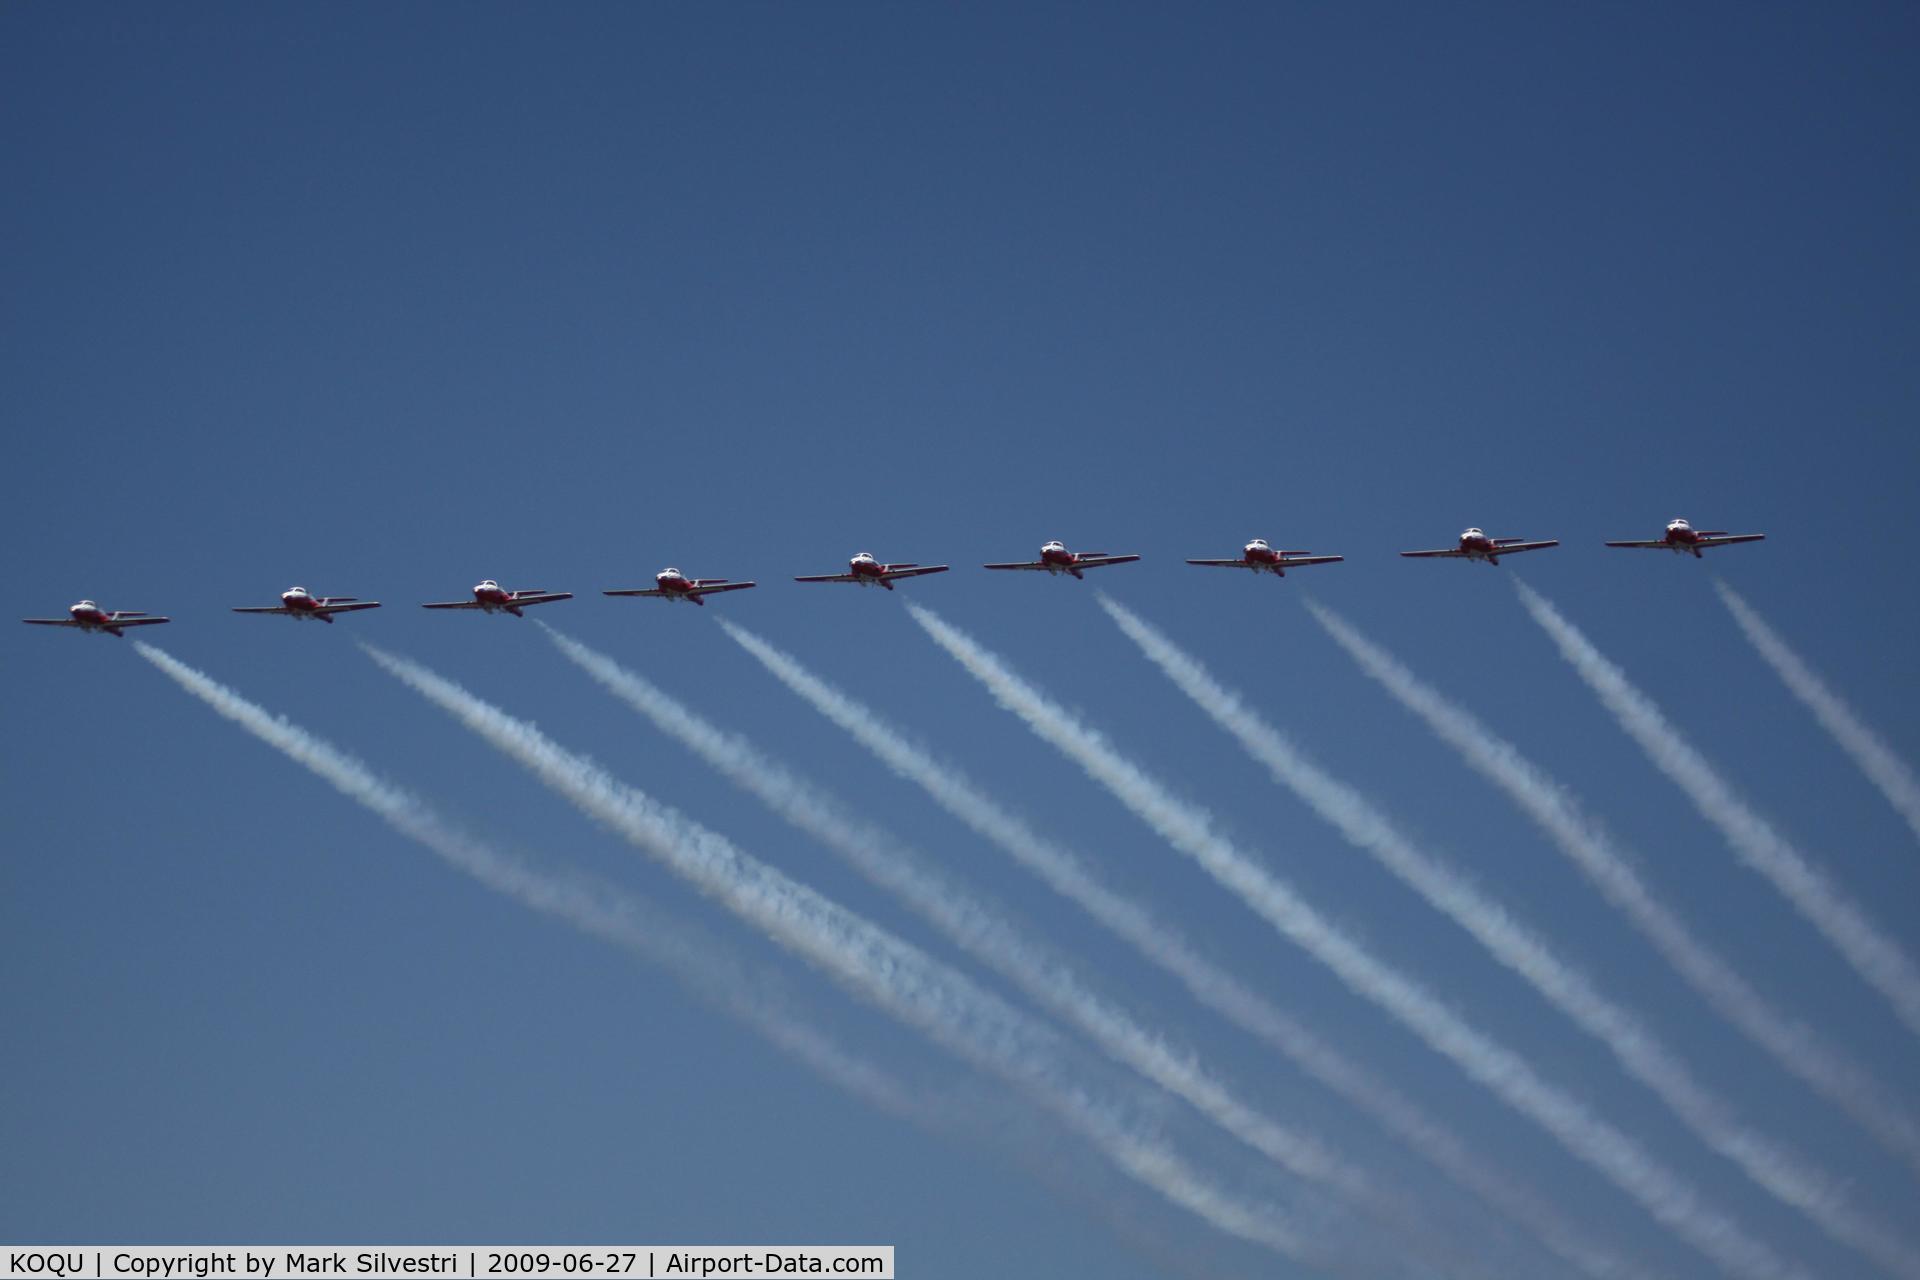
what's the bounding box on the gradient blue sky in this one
[5,4,1918,1277]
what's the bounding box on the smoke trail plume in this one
[139,645,1290,1272]
[1103,598,1920,1277]
[541,625,1401,1217]
[1717,581,1920,850]
[1517,582,1920,1042]
[906,604,1812,1280]
[1308,599,1920,1176]
[132,642,918,1120]
[360,642,1318,1262]
[716,616,1656,1280]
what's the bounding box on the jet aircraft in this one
[1187,539,1343,577]
[984,541,1141,579]
[422,580,574,616]
[605,568,757,606]
[232,587,381,623]
[1604,518,1765,558]
[22,601,171,637]
[1401,528,1559,564]
[794,553,950,590]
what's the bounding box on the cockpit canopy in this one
[1463,527,1484,538]
[75,600,97,610]
[1670,516,1690,526]
[854,551,875,560]
[478,579,499,589]
[1043,540,1065,550]
[1247,538,1269,549]
[660,567,682,578]
[287,586,309,595]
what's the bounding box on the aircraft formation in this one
[21,519,1765,634]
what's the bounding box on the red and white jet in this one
[1187,539,1343,577]
[795,552,950,590]
[984,541,1141,580]
[22,600,171,637]
[1605,517,1765,558]
[1401,527,1559,565]
[422,579,574,616]
[232,586,381,623]
[604,568,757,606]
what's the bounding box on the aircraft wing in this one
[108,616,170,627]
[1187,559,1255,568]
[422,600,483,610]
[507,591,573,606]
[983,561,1049,571]
[21,618,82,627]
[1698,534,1766,548]
[688,580,758,595]
[316,601,381,614]
[1075,555,1141,569]
[1281,555,1344,567]
[1603,540,1669,549]
[1490,540,1559,555]
[797,566,947,583]
[1400,548,1468,559]
[603,588,668,598]
[232,606,293,615]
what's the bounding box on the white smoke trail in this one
[1517,582,1920,1043]
[716,616,1657,1280]
[1103,598,1920,1277]
[132,642,919,1121]
[538,623,1446,1249]
[1717,581,1920,851]
[134,643,1253,1267]
[906,603,1813,1280]
[359,643,1317,1262]
[1308,599,1920,1176]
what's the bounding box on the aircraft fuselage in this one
[1664,522,1708,556]
[472,583,523,614]
[848,557,894,587]
[1038,544,1088,578]
[278,590,337,621]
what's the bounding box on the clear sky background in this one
[4,4,1918,1277]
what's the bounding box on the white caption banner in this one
[3,1248,893,1280]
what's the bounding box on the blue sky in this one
[4,4,1917,1276]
